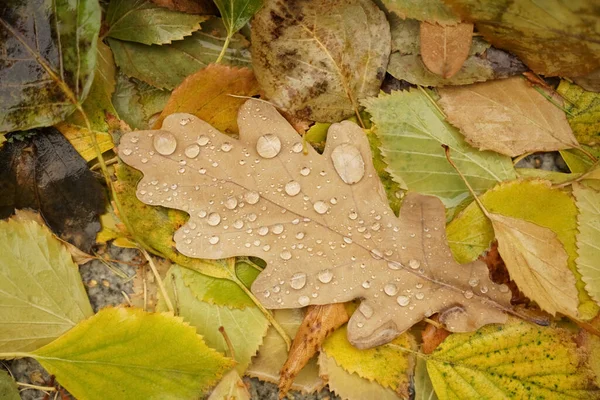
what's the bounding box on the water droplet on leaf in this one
[256,134,281,158]
[153,132,177,155]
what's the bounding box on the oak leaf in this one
[420,22,474,79]
[119,98,511,349]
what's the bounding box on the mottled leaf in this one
[420,22,473,79]
[438,77,578,157]
[557,80,600,147]
[364,89,516,208]
[0,0,100,132]
[0,213,93,352]
[32,307,233,400]
[573,184,600,305]
[106,0,207,45]
[428,320,600,399]
[119,99,511,349]
[251,0,390,122]
[381,0,458,24]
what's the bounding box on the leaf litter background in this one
[1,0,600,399]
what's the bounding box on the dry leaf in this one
[279,304,349,399]
[119,98,511,349]
[420,21,473,78]
[438,77,578,156]
[421,317,450,354]
[490,212,579,317]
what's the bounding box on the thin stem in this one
[219,326,236,361]
[215,34,232,64]
[233,277,292,350]
[139,247,174,313]
[443,145,491,218]
[577,146,598,163]
[424,318,444,329]
[17,382,57,392]
[512,151,535,166]
[419,85,447,119]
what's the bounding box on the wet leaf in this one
[414,358,438,400]
[322,324,416,396]
[0,0,101,132]
[446,179,599,320]
[420,22,473,79]
[318,352,402,400]
[32,307,233,400]
[364,89,516,208]
[251,0,391,122]
[106,0,207,45]
[207,370,251,400]
[0,213,93,352]
[380,0,458,24]
[159,265,269,373]
[573,184,600,305]
[0,370,19,400]
[149,0,217,14]
[279,304,349,398]
[119,99,511,349]
[438,77,578,157]
[247,309,325,393]
[0,128,107,251]
[387,17,526,87]
[109,17,250,89]
[445,0,600,77]
[155,64,260,134]
[427,319,600,399]
[557,80,600,147]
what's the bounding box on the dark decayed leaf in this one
[0,0,101,132]
[0,128,106,251]
[150,0,217,14]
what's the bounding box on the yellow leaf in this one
[490,212,578,316]
[55,122,114,162]
[573,184,600,304]
[428,319,600,400]
[556,80,600,147]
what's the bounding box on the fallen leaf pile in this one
[1,0,600,399]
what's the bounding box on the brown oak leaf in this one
[119,99,511,349]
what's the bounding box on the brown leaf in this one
[479,241,529,305]
[420,21,473,78]
[149,0,217,14]
[438,77,578,156]
[154,64,260,135]
[279,304,348,399]
[421,317,450,354]
[119,98,512,349]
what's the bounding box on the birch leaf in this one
[55,123,114,162]
[364,89,516,208]
[251,0,391,122]
[0,214,93,352]
[119,98,511,349]
[32,307,233,400]
[428,319,600,399]
[112,73,170,130]
[438,77,578,157]
[420,22,473,79]
[207,370,251,400]
[556,80,600,147]
[573,184,600,305]
[105,0,207,45]
[214,0,263,37]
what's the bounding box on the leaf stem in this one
[215,34,232,64]
[139,247,174,313]
[218,326,236,361]
[16,382,57,392]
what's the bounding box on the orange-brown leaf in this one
[278,303,349,399]
[421,317,450,354]
[154,64,260,134]
[420,22,473,78]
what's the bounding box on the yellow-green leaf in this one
[0,370,19,400]
[557,80,600,147]
[415,358,438,400]
[55,123,114,162]
[0,214,93,352]
[560,147,600,174]
[322,325,415,393]
[32,307,233,400]
[446,179,599,319]
[207,370,250,400]
[428,320,600,399]
[573,184,600,305]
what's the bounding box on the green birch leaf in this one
[0,0,101,132]
[428,320,600,399]
[381,0,459,24]
[560,147,600,174]
[0,370,20,400]
[214,0,263,35]
[0,214,93,352]
[108,17,251,89]
[106,0,207,45]
[364,89,516,208]
[32,307,233,400]
[556,80,600,147]
[159,265,269,373]
[415,358,438,400]
[573,184,600,305]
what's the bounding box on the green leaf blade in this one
[33,307,233,400]
[214,0,263,35]
[573,184,600,305]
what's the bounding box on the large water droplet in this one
[388,261,402,270]
[207,212,221,226]
[197,136,209,146]
[397,296,410,307]
[185,144,200,159]
[358,303,374,318]
[300,167,311,176]
[244,191,260,204]
[370,249,383,260]
[468,277,479,287]
[224,196,238,210]
[331,144,365,184]
[409,259,420,269]
[208,235,219,244]
[153,132,177,155]
[221,142,233,152]
[280,250,292,260]
[298,295,310,306]
[233,219,244,229]
[272,224,284,235]
[256,134,281,158]
[318,269,333,283]
[313,201,329,214]
[464,290,474,299]
[290,273,307,289]
[285,181,301,196]
[384,283,398,296]
[362,280,371,289]
[257,226,269,236]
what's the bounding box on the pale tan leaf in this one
[438,77,578,156]
[420,22,473,78]
[279,304,349,398]
[491,212,579,317]
[207,370,251,400]
[119,98,511,349]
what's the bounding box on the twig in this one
[139,247,174,313]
